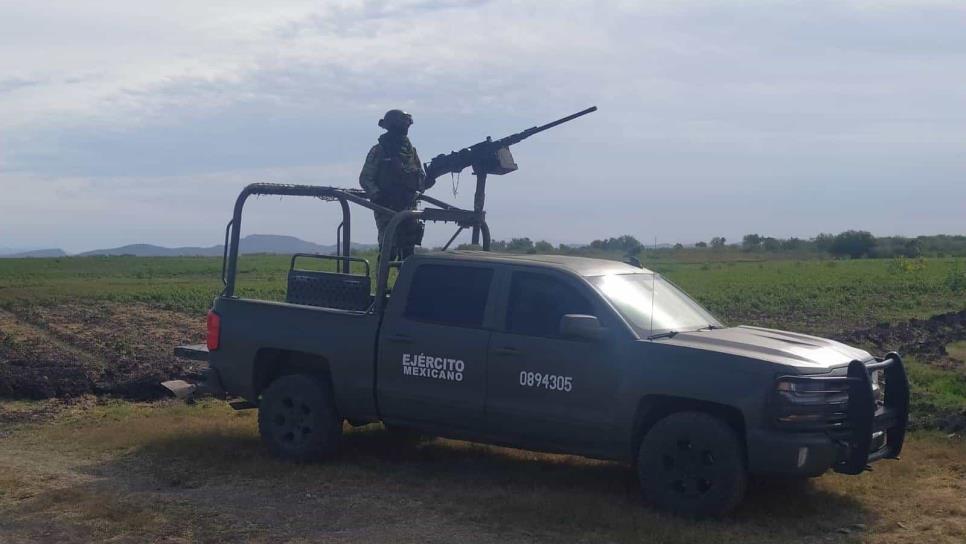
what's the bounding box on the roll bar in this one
[222,183,489,308]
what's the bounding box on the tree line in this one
[458,232,966,258]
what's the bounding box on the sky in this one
[1,0,964,253]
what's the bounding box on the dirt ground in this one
[0,399,964,544]
[0,303,205,399]
[835,309,966,370]
[2,302,963,403]
[1,303,965,542]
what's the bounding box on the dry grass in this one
[948,340,966,362]
[0,399,964,543]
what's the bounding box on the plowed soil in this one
[835,309,966,369]
[0,303,205,400]
[3,303,965,401]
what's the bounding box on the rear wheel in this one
[637,411,747,517]
[258,374,342,461]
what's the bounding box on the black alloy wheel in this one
[638,411,747,517]
[258,374,341,461]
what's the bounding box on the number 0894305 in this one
[519,371,573,392]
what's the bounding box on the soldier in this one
[359,109,434,260]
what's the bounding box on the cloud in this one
[1,0,964,250]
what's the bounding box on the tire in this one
[637,411,747,517]
[258,374,342,461]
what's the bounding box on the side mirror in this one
[559,314,603,341]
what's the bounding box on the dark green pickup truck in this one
[172,183,909,517]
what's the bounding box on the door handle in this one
[387,334,413,344]
[494,347,520,356]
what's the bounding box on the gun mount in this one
[424,106,597,244]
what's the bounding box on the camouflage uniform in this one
[359,115,430,259]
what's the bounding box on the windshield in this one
[588,273,722,337]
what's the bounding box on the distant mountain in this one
[0,248,68,258]
[78,244,220,257]
[237,234,335,255]
[77,234,376,257]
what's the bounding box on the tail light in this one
[207,310,221,351]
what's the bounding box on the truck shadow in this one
[87,421,876,538]
[337,426,873,523]
[51,414,877,542]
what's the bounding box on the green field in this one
[2,254,964,336]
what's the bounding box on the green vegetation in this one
[907,360,966,425]
[0,253,373,315]
[1,254,962,336]
[478,232,966,260]
[647,257,966,335]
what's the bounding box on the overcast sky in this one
[1,0,964,253]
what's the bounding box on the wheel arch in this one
[631,395,747,460]
[252,348,333,400]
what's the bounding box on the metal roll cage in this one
[221,183,490,309]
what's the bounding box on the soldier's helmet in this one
[378,109,413,131]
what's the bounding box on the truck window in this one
[404,264,493,328]
[506,272,595,337]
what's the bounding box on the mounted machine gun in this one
[424,106,597,244]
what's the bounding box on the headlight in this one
[775,377,849,404]
[772,377,850,430]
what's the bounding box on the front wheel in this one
[637,411,747,517]
[258,374,342,461]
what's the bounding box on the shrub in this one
[830,230,876,259]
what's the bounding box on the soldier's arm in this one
[413,148,432,190]
[359,145,383,196]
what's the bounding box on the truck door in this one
[486,269,620,446]
[377,262,496,429]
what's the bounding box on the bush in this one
[590,235,643,254]
[506,238,534,252]
[830,230,876,259]
[534,240,554,253]
[814,233,835,252]
[946,265,966,293]
[742,234,762,251]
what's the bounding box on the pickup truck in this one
[173,183,909,517]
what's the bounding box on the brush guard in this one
[835,353,909,474]
[772,352,909,475]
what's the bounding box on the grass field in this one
[0,253,965,543]
[1,254,963,335]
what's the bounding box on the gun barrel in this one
[532,106,598,134]
[498,106,597,146]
